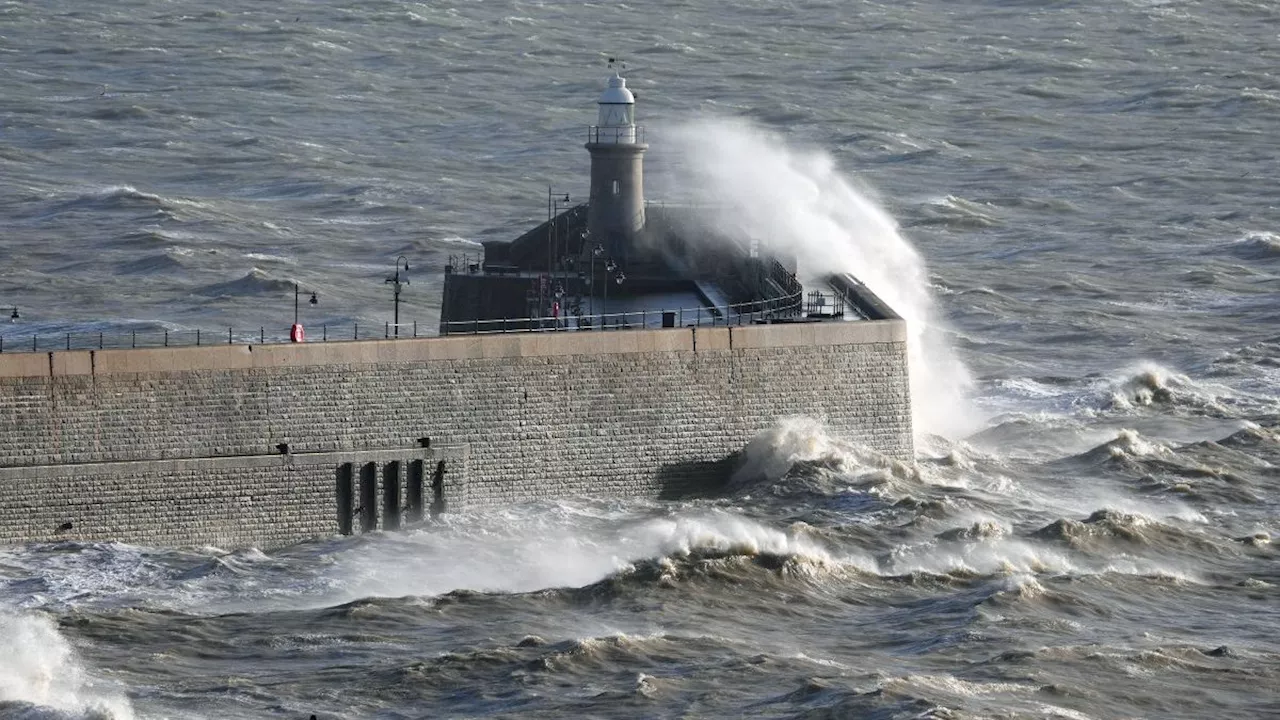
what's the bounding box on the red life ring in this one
[290,323,305,343]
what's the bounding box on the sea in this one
[1,0,1278,718]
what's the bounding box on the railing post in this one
[413,321,417,338]
[99,332,104,349]
[66,333,70,351]
[164,330,168,347]
[196,328,201,346]
[33,335,36,352]
[354,323,358,340]
[323,324,327,342]
[228,327,232,344]
[132,330,136,348]
[260,327,264,343]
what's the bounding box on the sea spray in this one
[660,118,976,440]
[0,612,134,720]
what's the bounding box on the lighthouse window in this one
[612,180,620,196]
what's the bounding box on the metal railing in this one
[586,125,645,145]
[0,289,814,352]
[0,321,426,355]
[441,288,805,335]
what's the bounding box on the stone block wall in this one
[0,321,911,548]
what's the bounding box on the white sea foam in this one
[235,506,869,609]
[661,119,978,440]
[0,612,134,719]
[731,416,907,488]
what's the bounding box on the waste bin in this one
[662,311,676,328]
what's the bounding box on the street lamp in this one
[604,259,617,328]
[552,193,571,295]
[292,282,318,342]
[385,255,410,338]
[546,187,569,317]
[590,243,603,321]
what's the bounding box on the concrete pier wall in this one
[0,321,911,548]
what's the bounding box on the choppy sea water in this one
[2,0,1278,718]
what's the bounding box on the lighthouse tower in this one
[586,73,648,264]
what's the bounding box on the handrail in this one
[0,321,412,355]
[586,125,645,145]
[440,288,805,335]
[0,290,812,352]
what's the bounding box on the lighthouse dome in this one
[598,74,634,105]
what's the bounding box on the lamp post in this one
[293,282,318,342]
[603,259,616,328]
[546,188,568,317]
[590,243,603,322]
[614,268,626,326]
[385,255,410,338]
[552,193,571,296]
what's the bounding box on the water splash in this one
[661,118,976,440]
[0,612,134,719]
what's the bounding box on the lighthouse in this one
[586,73,647,264]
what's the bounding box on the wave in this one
[38,186,203,220]
[1060,427,1270,504]
[1098,363,1233,417]
[1031,509,1228,559]
[1223,231,1280,261]
[730,417,919,498]
[906,194,1003,229]
[114,250,189,275]
[0,613,134,720]
[1071,428,1175,464]
[193,268,296,297]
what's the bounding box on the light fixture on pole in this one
[292,282,318,342]
[385,255,410,338]
[552,192,571,295]
[604,258,617,328]
[590,243,603,321]
[8,307,17,323]
[546,188,568,317]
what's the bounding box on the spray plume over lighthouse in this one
[438,70,900,341]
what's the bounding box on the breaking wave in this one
[664,118,978,440]
[1223,231,1280,261]
[730,417,918,497]
[0,613,134,720]
[194,268,296,297]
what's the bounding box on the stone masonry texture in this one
[0,322,912,548]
